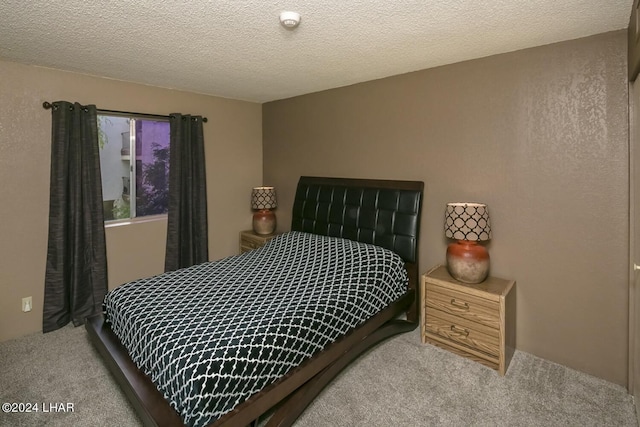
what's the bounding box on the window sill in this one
[105,214,167,228]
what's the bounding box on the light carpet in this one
[0,324,636,426]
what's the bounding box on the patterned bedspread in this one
[103,231,408,427]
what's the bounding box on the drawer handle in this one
[450,299,469,310]
[450,325,470,337]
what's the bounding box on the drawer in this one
[240,244,254,253]
[241,234,263,246]
[240,231,281,253]
[241,238,262,251]
[425,310,499,357]
[425,283,500,329]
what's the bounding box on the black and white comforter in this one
[103,231,408,427]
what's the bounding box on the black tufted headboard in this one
[291,176,424,322]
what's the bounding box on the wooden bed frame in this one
[86,176,424,427]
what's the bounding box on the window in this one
[98,115,170,221]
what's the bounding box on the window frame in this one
[97,113,171,225]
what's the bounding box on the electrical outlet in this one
[22,296,32,312]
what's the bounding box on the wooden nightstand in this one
[421,265,516,375]
[239,230,281,253]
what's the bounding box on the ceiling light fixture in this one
[279,11,301,29]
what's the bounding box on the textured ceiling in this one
[0,1,633,103]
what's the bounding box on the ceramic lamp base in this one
[446,240,490,284]
[253,209,276,235]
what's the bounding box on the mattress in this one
[103,231,408,427]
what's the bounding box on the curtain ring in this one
[43,101,60,111]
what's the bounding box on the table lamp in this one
[444,202,492,284]
[251,187,277,235]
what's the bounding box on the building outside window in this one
[98,115,170,221]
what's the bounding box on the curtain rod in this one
[42,101,208,123]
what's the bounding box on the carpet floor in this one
[0,324,636,426]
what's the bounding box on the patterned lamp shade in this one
[251,187,277,210]
[444,203,492,241]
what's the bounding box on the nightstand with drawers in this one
[421,265,516,375]
[239,230,281,253]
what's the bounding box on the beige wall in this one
[630,70,640,416]
[263,31,630,385]
[0,60,262,342]
[0,30,629,386]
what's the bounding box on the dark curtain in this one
[43,101,108,333]
[165,113,209,271]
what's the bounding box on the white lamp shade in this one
[251,187,277,210]
[444,202,491,241]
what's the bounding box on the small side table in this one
[239,230,281,253]
[421,265,516,375]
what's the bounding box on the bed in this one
[86,176,423,427]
